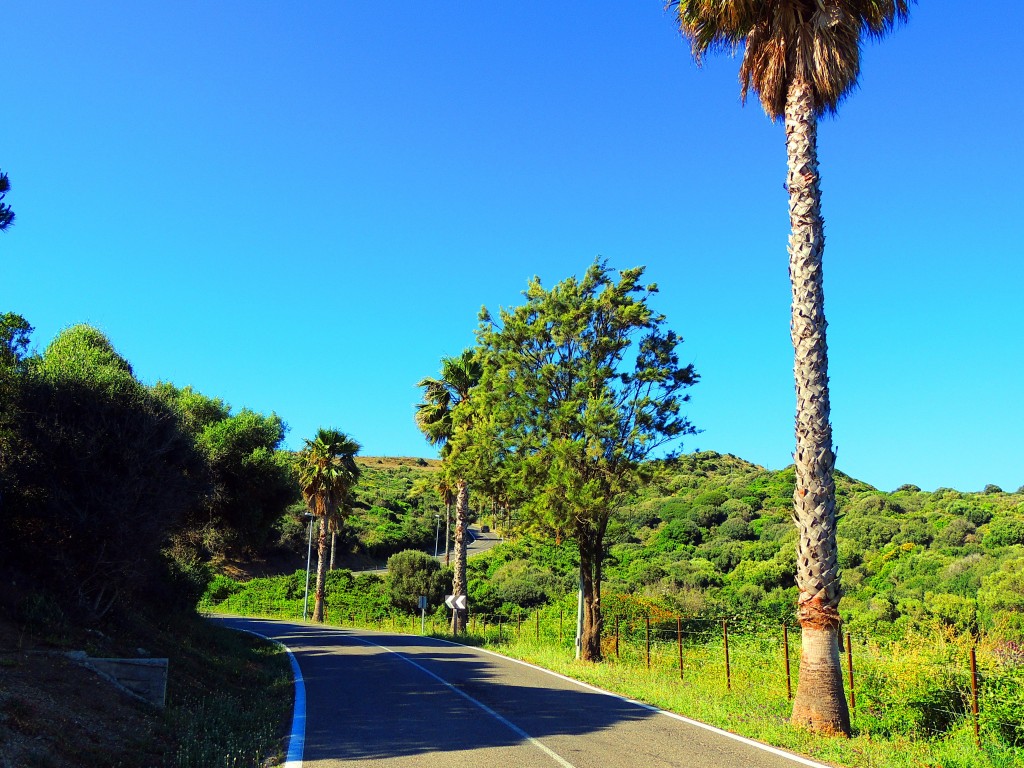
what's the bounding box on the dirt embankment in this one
[0,618,167,768]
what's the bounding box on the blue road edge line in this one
[230,627,306,768]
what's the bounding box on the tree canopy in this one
[451,260,698,659]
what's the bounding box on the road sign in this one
[417,595,427,610]
[444,594,467,610]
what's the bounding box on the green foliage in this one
[450,262,698,658]
[0,169,14,231]
[983,518,1024,548]
[1,324,208,619]
[387,550,447,613]
[156,382,298,556]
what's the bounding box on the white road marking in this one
[350,634,578,768]
[450,640,833,768]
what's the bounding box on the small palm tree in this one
[436,478,455,566]
[673,0,911,736]
[296,428,361,623]
[0,170,15,232]
[415,349,482,633]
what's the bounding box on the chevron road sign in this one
[444,594,467,610]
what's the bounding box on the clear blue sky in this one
[6,3,1022,493]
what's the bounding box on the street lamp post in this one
[433,514,441,558]
[302,513,314,621]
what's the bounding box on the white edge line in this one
[424,635,835,768]
[349,633,576,768]
[230,627,306,768]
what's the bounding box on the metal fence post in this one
[970,646,980,748]
[783,623,792,700]
[846,632,855,714]
[677,617,684,681]
[723,619,731,692]
[645,616,651,669]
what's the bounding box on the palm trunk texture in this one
[312,517,328,623]
[444,504,451,566]
[450,479,469,634]
[786,78,850,736]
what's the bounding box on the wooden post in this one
[677,617,684,681]
[559,609,563,642]
[645,616,651,669]
[970,646,980,748]
[846,632,855,714]
[498,617,503,643]
[783,623,792,700]
[615,615,620,659]
[723,619,731,692]
[536,611,540,641]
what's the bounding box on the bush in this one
[984,518,1024,548]
[386,550,446,613]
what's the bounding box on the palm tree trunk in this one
[785,77,850,736]
[312,517,328,623]
[450,479,469,634]
[444,503,451,567]
[330,530,336,570]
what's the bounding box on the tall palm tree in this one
[673,0,910,736]
[296,428,361,623]
[0,170,15,232]
[436,477,455,566]
[415,349,481,633]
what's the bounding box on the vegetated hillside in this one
[463,452,1024,637]
[252,448,1024,640]
[268,456,447,572]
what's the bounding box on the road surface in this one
[213,617,828,768]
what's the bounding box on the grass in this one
[162,616,294,768]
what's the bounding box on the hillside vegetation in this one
[289,450,1024,640]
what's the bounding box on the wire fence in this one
[201,594,1024,751]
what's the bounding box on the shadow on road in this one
[217,617,658,764]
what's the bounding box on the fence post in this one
[559,609,563,642]
[498,617,503,643]
[615,615,620,659]
[536,611,540,641]
[846,632,855,714]
[677,617,684,681]
[645,616,651,669]
[723,619,731,692]
[517,611,522,636]
[783,623,792,700]
[970,646,980,748]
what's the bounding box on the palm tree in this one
[415,349,482,633]
[673,0,910,736]
[296,428,361,623]
[436,477,455,566]
[0,170,14,232]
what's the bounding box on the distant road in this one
[353,527,502,575]
[214,617,828,768]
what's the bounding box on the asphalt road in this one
[213,617,827,768]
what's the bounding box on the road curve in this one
[212,617,829,768]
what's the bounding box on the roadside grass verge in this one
[162,616,293,768]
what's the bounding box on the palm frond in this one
[675,0,912,118]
